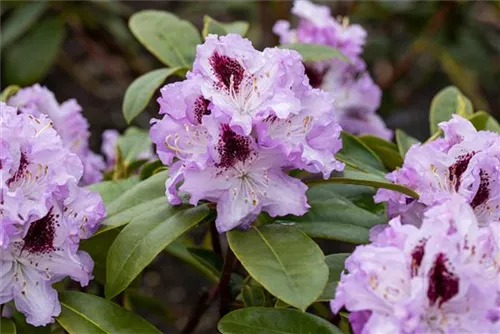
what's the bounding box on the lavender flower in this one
[331,195,500,333]
[273,0,392,140]
[375,115,500,226]
[8,84,105,185]
[150,34,344,232]
[0,102,105,326]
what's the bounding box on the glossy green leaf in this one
[80,229,120,284]
[337,132,386,175]
[116,127,152,164]
[3,18,65,85]
[57,292,161,333]
[218,308,343,334]
[1,2,47,48]
[87,177,140,206]
[395,129,420,156]
[283,189,385,229]
[123,68,181,124]
[228,225,328,310]
[11,309,48,334]
[318,254,349,301]
[0,85,20,102]
[307,167,419,199]
[429,86,473,134]
[129,10,201,68]
[140,160,165,180]
[105,204,209,298]
[359,135,403,170]
[467,111,500,133]
[202,15,249,38]
[97,171,168,234]
[288,220,370,244]
[279,43,348,62]
[0,318,16,334]
[124,289,173,325]
[242,282,274,308]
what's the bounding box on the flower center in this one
[210,52,245,93]
[427,253,459,307]
[216,124,252,170]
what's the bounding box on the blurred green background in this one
[1,2,499,332]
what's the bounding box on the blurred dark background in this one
[1,1,499,333]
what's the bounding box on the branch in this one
[219,246,237,317]
[181,284,219,334]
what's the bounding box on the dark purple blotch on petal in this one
[448,151,475,191]
[427,253,459,307]
[22,209,56,254]
[209,52,244,92]
[216,124,251,169]
[7,152,29,187]
[194,96,211,124]
[471,170,490,209]
[411,241,426,277]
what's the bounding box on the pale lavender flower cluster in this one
[274,0,392,140]
[0,102,105,326]
[331,195,500,333]
[375,115,500,227]
[150,34,344,232]
[8,85,105,185]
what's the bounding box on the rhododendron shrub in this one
[1,1,499,333]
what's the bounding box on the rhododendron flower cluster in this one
[8,85,105,185]
[376,115,500,226]
[331,195,500,333]
[274,0,392,140]
[150,34,344,232]
[0,102,105,326]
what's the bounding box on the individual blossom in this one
[0,102,105,326]
[150,34,344,232]
[273,0,392,140]
[375,115,500,227]
[8,84,105,185]
[331,195,500,333]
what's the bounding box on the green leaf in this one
[3,18,65,85]
[123,68,181,124]
[337,132,386,175]
[105,204,209,298]
[139,160,164,180]
[429,86,473,134]
[0,85,21,102]
[202,15,249,38]
[227,225,328,310]
[56,291,161,333]
[467,111,500,133]
[188,247,223,278]
[358,135,403,170]
[317,254,349,301]
[395,129,420,156]
[124,289,173,325]
[284,188,385,229]
[1,2,48,49]
[279,43,348,62]
[80,229,120,284]
[289,220,370,244]
[87,177,140,206]
[129,10,201,68]
[242,280,274,307]
[116,127,152,165]
[1,318,16,334]
[98,170,168,233]
[218,308,343,334]
[307,167,420,199]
